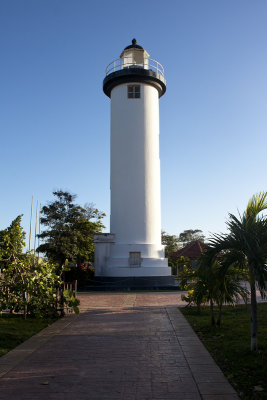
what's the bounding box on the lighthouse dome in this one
[103,39,166,98]
[123,38,144,50]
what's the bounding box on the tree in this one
[162,230,205,272]
[198,255,248,326]
[37,191,105,271]
[0,215,25,270]
[180,255,248,324]
[180,265,207,312]
[161,231,180,271]
[161,229,205,256]
[208,192,267,351]
[84,202,105,221]
[177,256,191,275]
[178,229,205,245]
[0,216,65,318]
[0,215,26,314]
[214,264,249,327]
[161,231,180,257]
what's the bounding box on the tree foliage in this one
[178,229,205,245]
[162,229,205,258]
[162,229,204,270]
[0,215,25,270]
[177,256,191,275]
[37,191,105,269]
[207,192,267,351]
[180,256,248,325]
[0,215,79,318]
[161,231,180,258]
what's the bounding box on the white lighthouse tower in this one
[94,39,174,288]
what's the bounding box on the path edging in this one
[0,313,78,378]
[166,307,240,400]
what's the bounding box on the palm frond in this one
[244,192,267,225]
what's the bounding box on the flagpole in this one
[38,203,41,260]
[29,196,33,251]
[34,200,38,254]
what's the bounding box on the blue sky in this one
[0,0,266,246]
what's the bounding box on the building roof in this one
[172,240,206,260]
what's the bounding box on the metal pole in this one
[34,200,38,254]
[29,196,33,251]
[38,203,41,260]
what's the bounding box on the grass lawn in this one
[180,303,267,400]
[0,314,58,357]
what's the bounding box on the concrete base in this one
[94,233,172,279]
[87,275,177,291]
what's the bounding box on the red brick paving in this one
[0,293,239,400]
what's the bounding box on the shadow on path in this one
[0,293,239,400]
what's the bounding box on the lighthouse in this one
[94,39,174,288]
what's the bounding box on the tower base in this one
[93,233,174,290]
[89,275,177,291]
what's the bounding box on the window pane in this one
[134,85,140,98]
[128,85,140,99]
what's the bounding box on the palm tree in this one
[196,256,248,326]
[197,258,220,325]
[208,192,267,351]
[214,265,249,327]
[180,256,248,325]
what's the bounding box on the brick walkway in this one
[0,293,239,400]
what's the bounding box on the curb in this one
[166,307,240,400]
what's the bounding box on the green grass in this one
[180,303,267,400]
[0,314,58,357]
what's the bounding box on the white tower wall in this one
[102,81,170,276]
[110,83,161,245]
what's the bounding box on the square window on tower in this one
[128,85,140,99]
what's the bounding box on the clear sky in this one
[0,0,266,246]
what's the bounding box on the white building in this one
[94,39,174,288]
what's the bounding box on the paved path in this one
[0,293,239,400]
